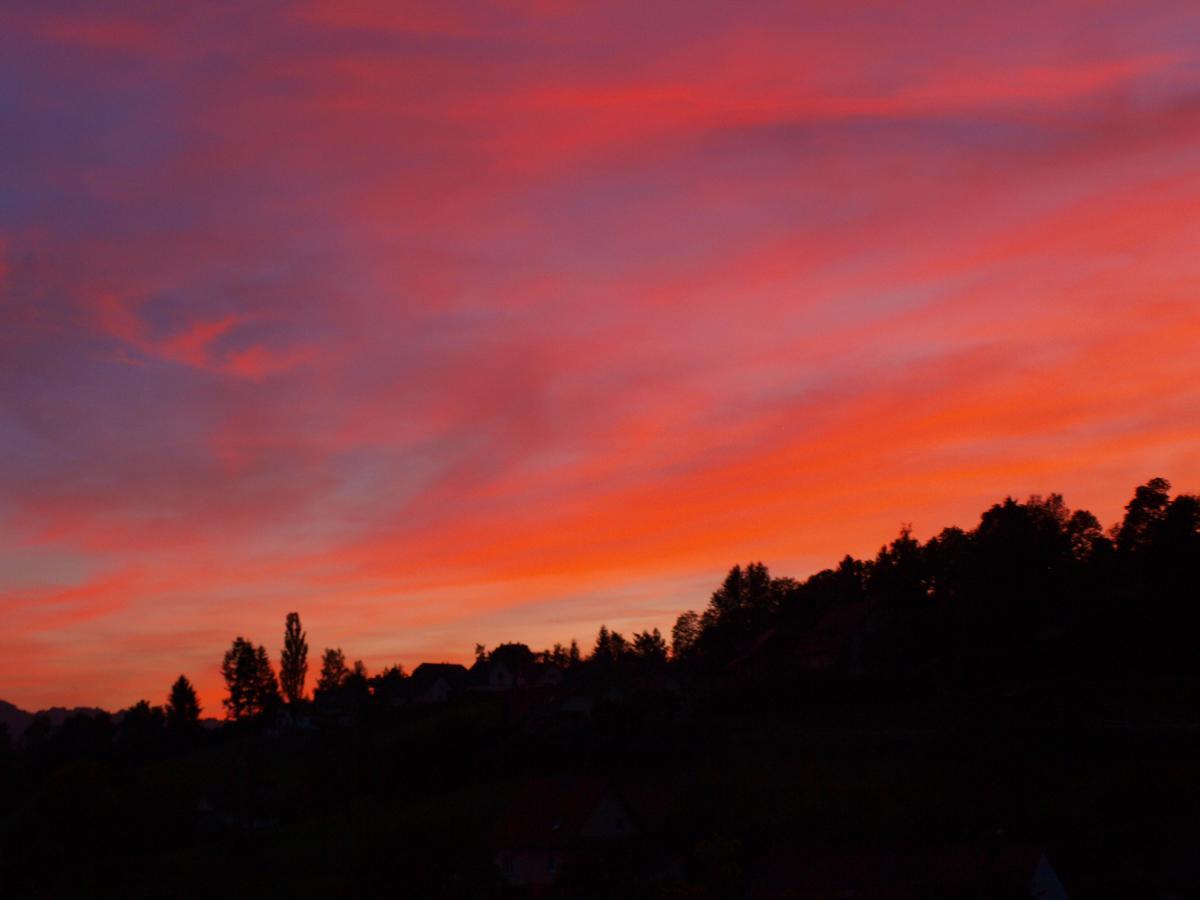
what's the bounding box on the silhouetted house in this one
[493,777,638,890]
[470,658,517,691]
[518,662,565,688]
[409,663,468,704]
[266,705,316,736]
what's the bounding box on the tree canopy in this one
[221,637,280,720]
[166,675,201,734]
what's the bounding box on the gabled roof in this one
[518,661,563,686]
[468,657,514,686]
[409,662,469,691]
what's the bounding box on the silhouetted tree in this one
[338,660,370,707]
[166,675,201,736]
[119,700,164,756]
[222,637,280,719]
[867,527,928,615]
[693,563,782,663]
[254,645,280,711]
[1115,477,1172,554]
[55,711,114,761]
[489,642,534,673]
[672,611,700,660]
[593,625,610,658]
[632,628,668,663]
[592,626,629,666]
[568,638,582,667]
[1110,480,1200,664]
[315,647,349,704]
[546,642,569,667]
[279,612,309,705]
[1066,508,1106,562]
[370,664,407,705]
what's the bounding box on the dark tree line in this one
[199,476,1198,724]
[668,477,1200,698]
[15,476,1194,742]
[9,674,202,767]
[5,475,1198,899]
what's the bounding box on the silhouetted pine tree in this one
[632,628,668,663]
[314,647,349,704]
[166,675,201,735]
[221,637,280,719]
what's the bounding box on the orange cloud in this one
[2,0,1198,711]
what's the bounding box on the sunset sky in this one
[2,1,1199,712]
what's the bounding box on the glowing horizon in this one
[3,1,1199,713]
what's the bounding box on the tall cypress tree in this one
[279,612,309,705]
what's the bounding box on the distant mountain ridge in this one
[0,700,111,738]
[0,700,31,738]
[0,700,224,739]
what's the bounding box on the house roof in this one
[409,662,469,691]
[468,657,515,686]
[518,661,563,685]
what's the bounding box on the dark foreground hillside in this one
[2,477,1198,898]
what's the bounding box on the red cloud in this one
[2,0,1198,711]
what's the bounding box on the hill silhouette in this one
[2,477,1198,897]
[0,701,30,740]
[0,701,114,739]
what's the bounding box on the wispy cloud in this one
[1,0,1198,710]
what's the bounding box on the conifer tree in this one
[166,675,201,734]
[315,647,349,699]
[221,637,280,719]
